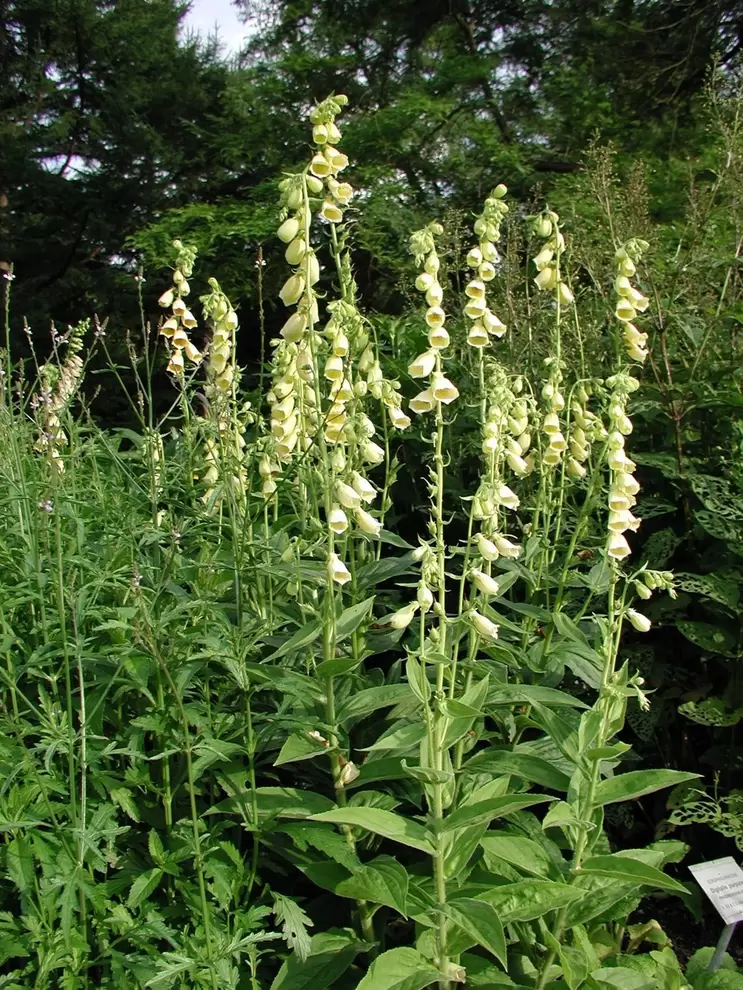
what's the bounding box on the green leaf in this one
[309,808,434,853]
[580,854,687,894]
[336,856,410,917]
[481,835,555,879]
[594,770,700,807]
[676,620,737,656]
[269,931,363,990]
[406,655,431,704]
[339,684,412,723]
[128,868,163,910]
[489,684,588,708]
[552,611,589,645]
[273,892,313,963]
[6,837,33,893]
[274,733,329,767]
[364,722,427,753]
[335,596,376,640]
[444,898,506,965]
[477,880,584,922]
[544,931,590,990]
[356,947,440,990]
[442,795,554,833]
[591,966,655,990]
[463,750,571,791]
[265,620,322,662]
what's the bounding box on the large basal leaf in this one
[356,947,440,990]
[580,853,688,893]
[476,880,583,922]
[594,770,699,807]
[336,856,410,917]
[444,898,506,966]
[442,794,554,833]
[309,808,434,854]
[270,931,363,990]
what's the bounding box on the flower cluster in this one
[614,239,650,363]
[605,372,641,560]
[158,241,201,375]
[408,223,459,413]
[268,339,317,463]
[540,366,568,469]
[34,320,87,473]
[566,384,603,480]
[467,365,528,640]
[531,211,573,305]
[199,279,250,504]
[463,184,509,347]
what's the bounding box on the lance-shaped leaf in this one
[441,794,554,833]
[579,853,688,894]
[444,898,506,966]
[594,770,700,807]
[356,947,440,990]
[309,807,435,854]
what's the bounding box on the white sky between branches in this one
[181,0,253,54]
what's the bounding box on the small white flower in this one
[328,552,352,585]
[355,508,382,536]
[328,504,348,534]
[627,609,651,633]
[471,569,500,597]
[471,609,499,641]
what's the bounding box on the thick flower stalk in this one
[34,320,87,473]
[605,371,642,561]
[463,184,509,348]
[158,240,202,376]
[613,238,651,363]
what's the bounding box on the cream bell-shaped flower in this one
[506,450,528,476]
[328,552,352,585]
[470,609,499,641]
[388,406,412,430]
[425,306,446,329]
[431,375,459,404]
[534,267,557,291]
[627,609,652,633]
[465,279,486,299]
[279,274,305,307]
[355,507,382,536]
[479,262,496,281]
[410,389,436,414]
[158,288,175,308]
[496,484,519,510]
[607,531,631,560]
[285,238,307,266]
[482,310,506,337]
[320,200,343,223]
[310,154,332,178]
[328,505,348,534]
[467,323,490,347]
[351,472,376,503]
[361,440,385,466]
[278,217,300,243]
[335,480,362,510]
[464,297,487,320]
[280,311,307,342]
[494,534,521,558]
[426,283,444,306]
[467,247,483,267]
[558,282,574,305]
[428,326,450,349]
[476,533,499,561]
[471,569,501,597]
[415,272,434,292]
[387,602,420,630]
[408,350,437,378]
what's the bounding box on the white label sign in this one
[690,857,743,924]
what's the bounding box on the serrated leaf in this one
[128,868,163,910]
[273,892,313,963]
[309,808,434,853]
[356,947,440,990]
